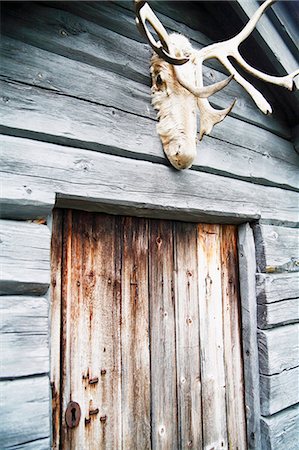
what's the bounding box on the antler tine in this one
[232,0,276,45]
[197,98,236,140]
[195,0,298,115]
[134,0,189,65]
[174,68,234,99]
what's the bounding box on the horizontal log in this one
[0,333,49,379]
[0,376,50,448]
[0,296,49,378]
[258,323,299,375]
[256,273,299,303]
[0,296,48,334]
[260,366,299,416]
[46,0,291,137]
[260,404,299,450]
[1,2,151,85]
[0,35,155,120]
[1,134,298,224]
[0,170,55,220]
[1,77,298,192]
[254,224,299,273]
[0,219,50,295]
[257,298,299,329]
[0,1,291,138]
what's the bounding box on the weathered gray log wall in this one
[0,1,298,449]
[254,224,299,449]
[0,221,51,449]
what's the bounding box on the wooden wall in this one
[0,1,298,449]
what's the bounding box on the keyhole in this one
[65,401,81,428]
[71,407,77,424]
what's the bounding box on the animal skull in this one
[135,0,299,170]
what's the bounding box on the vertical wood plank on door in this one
[121,216,151,449]
[60,211,122,449]
[65,210,89,449]
[197,224,227,450]
[149,220,178,449]
[50,209,63,449]
[221,226,247,449]
[60,209,73,448]
[174,222,202,450]
[88,213,122,449]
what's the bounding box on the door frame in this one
[49,198,261,449]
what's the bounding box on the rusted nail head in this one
[101,369,107,375]
[89,377,99,385]
[89,408,99,416]
[100,415,107,423]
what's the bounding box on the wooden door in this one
[51,209,247,450]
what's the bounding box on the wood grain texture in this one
[238,223,261,450]
[2,134,299,226]
[258,323,299,375]
[220,226,247,449]
[121,216,151,449]
[0,376,50,449]
[197,224,227,449]
[1,72,298,192]
[59,211,122,449]
[0,219,50,295]
[149,220,178,449]
[174,222,202,449]
[260,404,299,450]
[0,295,48,334]
[1,1,291,139]
[260,366,299,416]
[50,210,63,449]
[256,272,299,303]
[0,169,55,220]
[0,295,49,378]
[254,224,299,273]
[257,298,299,329]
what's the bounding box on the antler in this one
[195,0,299,116]
[135,0,233,99]
[135,0,299,139]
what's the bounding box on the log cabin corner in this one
[0,1,298,449]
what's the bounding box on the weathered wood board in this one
[254,224,299,273]
[260,404,299,450]
[1,75,298,192]
[0,332,49,379]
[121,216,151,449]
[0,295,48,334]
[0,220,50,295]
[1,1,291,138]
[260,366,299,415]
[0,376,50,449]
[257,297,299,328]
[52,210,246,449]
[221,225,247,449]
[0,289,48,381]
[256,272,299,303]
[175,222,203,448]
[258,323,299,375]
[238,224,261,450]
[149,220,178,448]
[2,134,299,226]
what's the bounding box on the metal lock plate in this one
[65,401,81,428]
